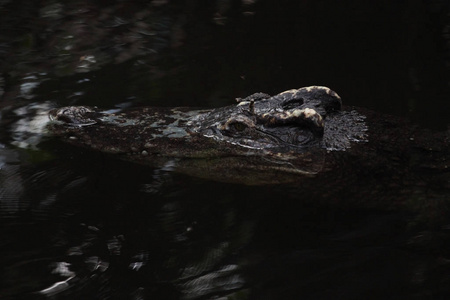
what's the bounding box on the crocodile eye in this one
[229,122,247,132]
[294,131,315,145]
[221,116,253,134]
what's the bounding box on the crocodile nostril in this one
[49,106,98,126]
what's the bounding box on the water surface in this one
[1,1,449,299]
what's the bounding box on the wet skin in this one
[47,86,448,186]
[48,86,367,155]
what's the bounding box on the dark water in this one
[1,1,450,299]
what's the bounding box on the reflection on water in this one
[1,0,450,299]
[0,155,259,299]
[1,153,449,299]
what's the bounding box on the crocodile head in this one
[47,86,367,183]
[190,86,343,151]
[48,86,366,159]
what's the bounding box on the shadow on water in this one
[1,140,449,299]
[1,0,450,299]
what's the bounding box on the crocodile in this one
[47,86,448,185]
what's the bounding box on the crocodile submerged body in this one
[48,86,448,185]
[48,86,369,182]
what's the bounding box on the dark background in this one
[1,0,449,128]
[0,1,450,299]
